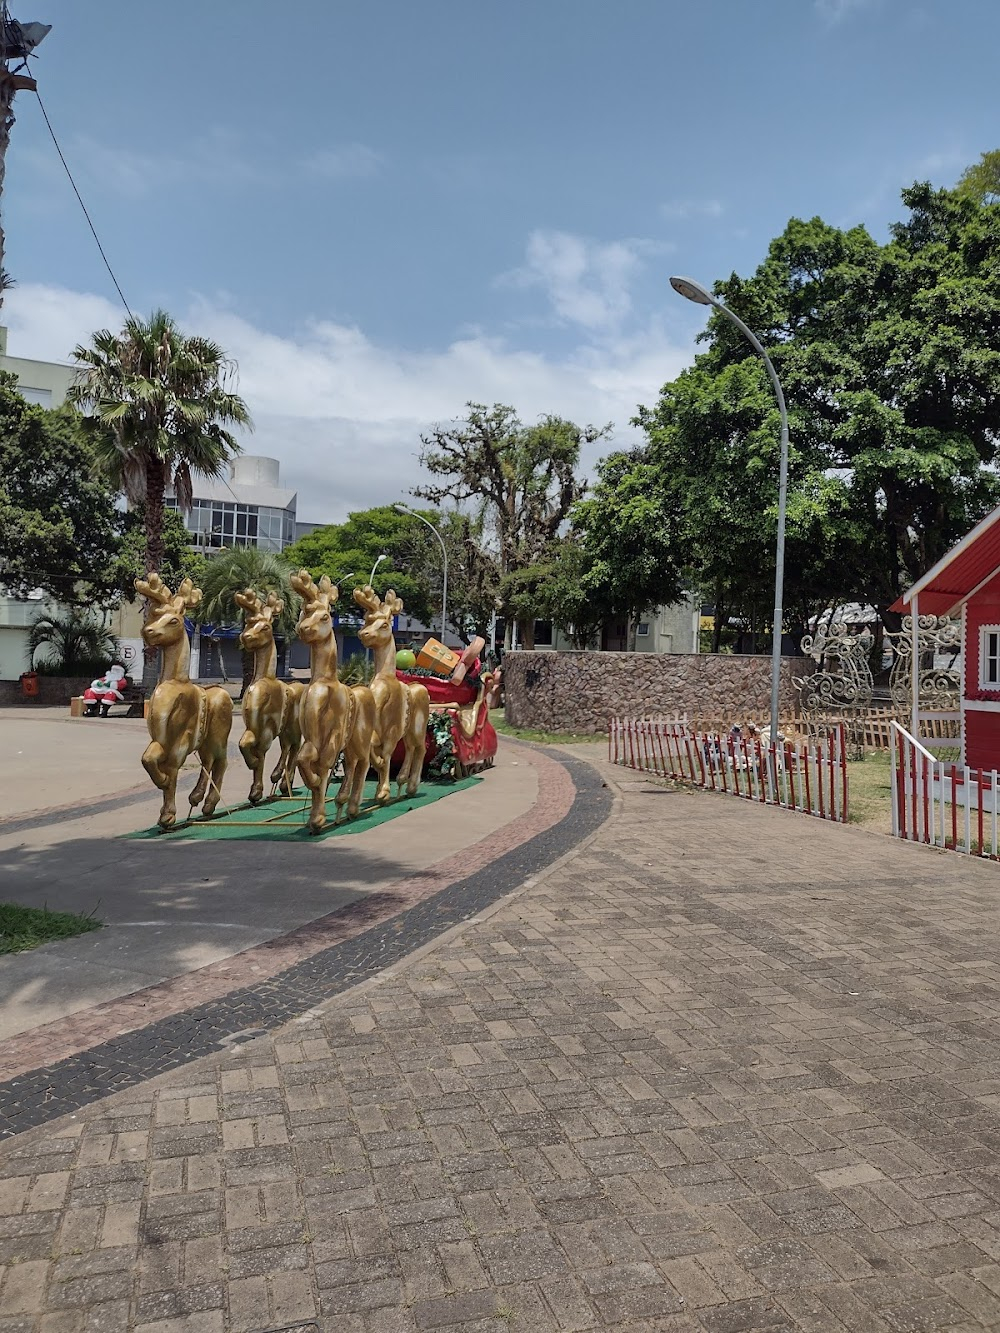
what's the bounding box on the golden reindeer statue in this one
[235,589,305,804]
[135,574,234,828]
[290,570,375,833]
[355,586,431,802]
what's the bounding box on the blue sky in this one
[4,0,996,519]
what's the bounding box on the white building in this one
[167,455,297,553]
[0,326,75,407]
[529,594,701,654]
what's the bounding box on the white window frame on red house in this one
[980,624,1000,689]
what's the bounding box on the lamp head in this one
[669,275,714,306]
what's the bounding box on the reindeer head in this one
[236,589,283,651]
[136,573,202,649]
[355,585,403,654]
[291,569,338,646]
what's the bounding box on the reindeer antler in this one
[353,584,381,619]
[382,589,404,618]
[291,569,338,608]
[235,588,264,617]
[176,578,203,612]
[290,569,318,601]
[135,572,174,605]
[265,591,284,615]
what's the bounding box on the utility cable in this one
[32,88,133,320]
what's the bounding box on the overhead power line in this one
[32,88,133,319]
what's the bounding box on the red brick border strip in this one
[0,746,573,1083]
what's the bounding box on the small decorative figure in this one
[450,636,485,687]
[82,664,127,717]
[355,586,431,802]
[291,570,375,833]
[235,588,305,804]
[135,574,234,828]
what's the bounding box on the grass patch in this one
[490,709,603,745]
[0,902,102,955]
[847,750,892,831]
[847,744,962,834]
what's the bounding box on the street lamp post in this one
[394,504,448,643]
[369,553,388,587]
[669,275,790,745]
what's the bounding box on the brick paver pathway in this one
[6,754,1000,1332]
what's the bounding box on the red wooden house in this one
[891,505,1000,770]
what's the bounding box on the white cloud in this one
[3,279,692,524]
[499,229,668,334]
[815,0,880,22]
[302,144,383,180]
[660,199,725,221]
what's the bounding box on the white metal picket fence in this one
[609,718,849,823]
[891,721,1000,857]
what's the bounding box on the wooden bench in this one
[71,681,147,718]
[108,681,147,718]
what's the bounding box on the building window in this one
[982,626,1000,688]
[533,620,553,646]
[19,385,52,407]
[636,622,650,637]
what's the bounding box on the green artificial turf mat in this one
[124,776,482,841]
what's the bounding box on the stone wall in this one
[0,676,92,707]
[503,651,815,734]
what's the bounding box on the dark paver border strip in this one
[0,747,610,1139]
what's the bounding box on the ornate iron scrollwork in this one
[795,614,874,714]
[887,615,960,714]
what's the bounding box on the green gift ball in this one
[395,649,416,670]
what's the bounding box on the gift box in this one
[415,638,460,676]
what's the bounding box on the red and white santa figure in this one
[82,664,127,717]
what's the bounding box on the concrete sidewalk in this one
[0,715,542,1042]
[6,750,1000,1330]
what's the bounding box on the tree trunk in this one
[141,459,167,691]
[241,648,254,698]
[518,618,535,651]
[712,597,724,653]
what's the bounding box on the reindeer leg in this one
[403,735,423,797]
[309,765,330,834]
[240,731,265,805]
[160,765,180,830]
[203,748,227,817]
[334,753,355,824]
[141,741,169,790]
[189,761,209,809]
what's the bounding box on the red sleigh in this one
[391,671,499,778]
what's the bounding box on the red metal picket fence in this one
[891,721,1000,857]
[609,717,849,823]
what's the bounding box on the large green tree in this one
[415,403,607,647]
[284,506,435,626]
[108,506,206,603]
[636,175,1000,639]
[68,310,252,582]
[0,377,121,605]
[284,504,499,642]
[69,311,252,685]
[566,448,687,649]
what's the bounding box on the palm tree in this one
[69,311,251,687]
[27,610,120,677]
[197,547,301,695]
[68,310,252,580]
